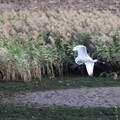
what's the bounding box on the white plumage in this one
[73,45,98,76]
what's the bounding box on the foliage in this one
[0,10,120,81]
[96,36,120,61]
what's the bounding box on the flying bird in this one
[73,45,99,76]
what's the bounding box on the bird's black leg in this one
[71,63,79,69]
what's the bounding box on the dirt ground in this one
[0,0,119,13]
[1,87,120,108]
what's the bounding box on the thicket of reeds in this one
[0,10,120,81]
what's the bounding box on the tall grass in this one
[0,39,68,81]
[0,10,120,42]
[0,10,120,81]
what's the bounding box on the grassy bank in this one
[0,105,120,120]
[0,76,120,97]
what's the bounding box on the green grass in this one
[0,105,119,120]
[0,76,120,97]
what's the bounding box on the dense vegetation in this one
[0,10,120,81]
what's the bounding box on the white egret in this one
[73,45,98,76]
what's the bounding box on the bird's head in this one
[73,45,86,51]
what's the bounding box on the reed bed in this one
[0,9,120,81]
[0,10,120,41]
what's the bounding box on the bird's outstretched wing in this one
[85,62,94,76]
